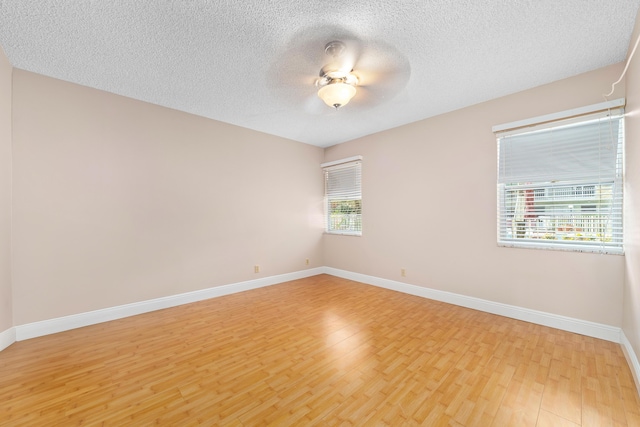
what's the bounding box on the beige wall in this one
[0,47,12,332]
[1,41,634,335]
[624,11,640,374]
[324,63,626,326]
[11,70,324,325]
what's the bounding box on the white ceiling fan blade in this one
[304,94,331,115]
[351,42,411,106]
[334,39,361,73]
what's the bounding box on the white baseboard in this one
[621,332,640,395]
[5,266,639,395]
[5,266,628,350]
[323,267,622,343]
[15,267,324,341]
[0,326,16,351]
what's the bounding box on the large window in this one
[322,156,362,235]
[495,101,624,254]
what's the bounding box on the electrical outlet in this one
[305,258,310,265]
[401,268,406,277]
[254,265,260,273]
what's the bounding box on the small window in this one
[322,156,362,235]
[495,101,624,254]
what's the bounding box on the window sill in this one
[324,232,362,237]
[498,241,624,255]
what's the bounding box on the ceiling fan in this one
[269,28,411,114]
[315,41,360,109]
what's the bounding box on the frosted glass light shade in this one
[318,82,357,109]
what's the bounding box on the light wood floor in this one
[1,274,639,426]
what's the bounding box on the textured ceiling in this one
[0,1,639,147]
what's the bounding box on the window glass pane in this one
[499,183,621,247]
[328,200,362,233]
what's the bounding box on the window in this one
[322,156,362,235]
[495,100,624,254]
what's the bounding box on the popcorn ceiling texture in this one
[0,0,638,147]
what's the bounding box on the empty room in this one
[2,1,640,425]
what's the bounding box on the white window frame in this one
[494,99,624,254]
[321,156,362,236]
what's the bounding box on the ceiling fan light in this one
[318,82,356,109]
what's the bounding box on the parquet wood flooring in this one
[1,274,639,426]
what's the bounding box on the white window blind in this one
[322,157,362,235]
[496,105,624,254]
